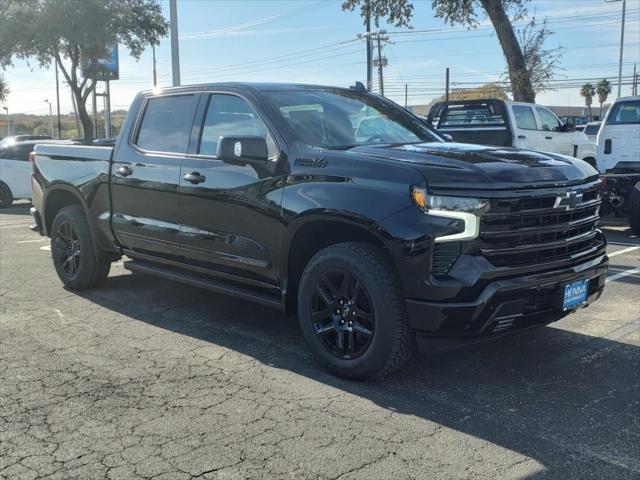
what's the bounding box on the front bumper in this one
[405,253,608,337]
[29,207,44,235]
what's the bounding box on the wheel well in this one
[44,189,84,234]
[583,157,597,169]
[285,220,384,313]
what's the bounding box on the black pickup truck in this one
[30,83,608,379]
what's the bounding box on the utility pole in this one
[55,59,62,138]
[404,84,408,108]
[365,0,372,91]
[606,0,626,97]
[376,34,384,96]
[632,63,637,96]
[44,99,54,137]
[152,44,158,87]
[170,0,181,86]
[445,68,450,101]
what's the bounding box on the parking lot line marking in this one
[608,240,640,247]
[0,224,32,229]
[606,266,640,283]
[0,220,32,225]
[608,246,640,258]
[17,238,48,243]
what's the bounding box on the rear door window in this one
[135,95,197,153]
[512,105,537,130]
[0,145,31,161]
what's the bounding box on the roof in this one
[140,82,356,96]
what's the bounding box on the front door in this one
[177,93,284,289]
[111,93,199,260]
[535,106,572,156]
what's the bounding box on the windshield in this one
[267,89,441,149]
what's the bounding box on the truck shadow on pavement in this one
[76,271,640,480]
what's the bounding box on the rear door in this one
[111,93,199,260]
[0,143,34,198]
[177,92,283,289]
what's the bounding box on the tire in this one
[50,205,111,289]
[297,242,415,380]
[0,183,13,209]
[629,182,640,235]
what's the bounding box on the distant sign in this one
[82,44,119,81]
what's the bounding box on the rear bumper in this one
[405,253,608,337]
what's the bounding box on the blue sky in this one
[2,0,639,115]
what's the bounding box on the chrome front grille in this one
[476,185,603,268]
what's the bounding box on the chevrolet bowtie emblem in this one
[554,191,583,210]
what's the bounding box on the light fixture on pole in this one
[44,99,54,138]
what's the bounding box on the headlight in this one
[411,187,489,242]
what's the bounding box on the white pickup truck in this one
[426,99,597,166]
[596,95,640,233]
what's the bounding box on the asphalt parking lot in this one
[1,202,638,480]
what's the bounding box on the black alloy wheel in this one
[311,269,375,360]
[52,221,81,279]
[298,242,415,380]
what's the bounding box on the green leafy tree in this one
[342,0,560,102]
[0,72,8,103]
[0,0,168,142]
[596,78,612,120]
[580,83,596,121]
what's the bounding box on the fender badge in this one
[294,157,328,168]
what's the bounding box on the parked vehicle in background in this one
[0,134,52,148]
[559,115,589,130]
[0,139,72,208]
[583,121,601,142]
[30,83,608,379]
[427,99,598,167]
[596,96,640,233]
[575,125,586,133]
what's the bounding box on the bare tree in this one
[342,0,562,102]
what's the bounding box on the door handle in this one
[183,172,206,184]
[115,165,133,177]
[517,135,526,139]
[545,136,553,140]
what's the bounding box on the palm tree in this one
[596,79,612,120]
[580,83,596,121]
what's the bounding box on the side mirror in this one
[441,133,454,142]
[559,123,574,133]
[217,136,268,165]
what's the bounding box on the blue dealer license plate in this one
[562,279,589,311]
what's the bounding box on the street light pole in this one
[169,0,181,86]
[44,99,54,137]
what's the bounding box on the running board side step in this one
[123,260,283,310]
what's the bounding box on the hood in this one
[345,142,599,191]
